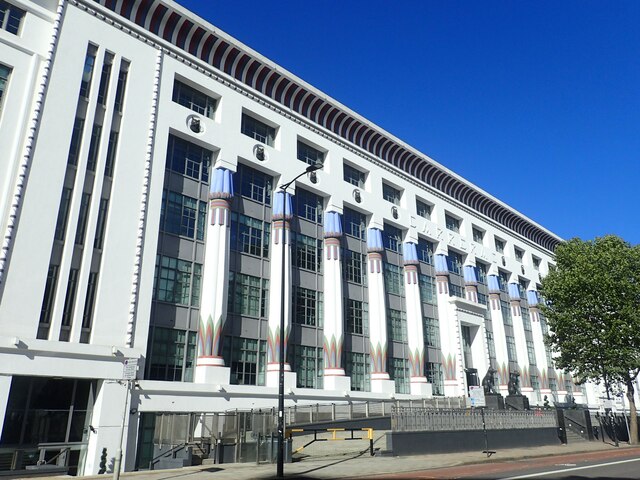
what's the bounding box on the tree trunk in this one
[626,377,638,445]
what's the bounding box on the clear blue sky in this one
[179,0,640,245]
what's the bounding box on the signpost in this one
[469,386,492,457]
[114,359,137,480]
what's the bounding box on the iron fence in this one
[392,407,558,432]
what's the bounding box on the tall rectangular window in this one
[532,256,541,271]
[416,199,431,219]
[344,250,366,285]
[417,238,434,264]
[61,269,80,328]
[86,125,102,172]
[343,207,366,240]
[67,118,85,166]
[97,53,114,106]
[235,163,273,205]
[81,272,98,342]
[418,274,436,304]
[297,140,324,166]
[154,255,202,307]
[345,352,370,392]
[104,131,118,177]
[38,265,59,330]
[79,45,98,99]
[166,134,211,182]
[514,247,524,262]
[426,362,444,396]
[387,308,407,342]
[172,79,217,118]
[391,358,409,394]
[0,64,10,110]
[383,262,404,296]
[501,300,512,326]
[445,214,460,233]
[113,61,129,114]
[495,237,505,253]
[522,306,531,331]
[498,270,509,292]
[147,327,197,382]
[519,279,528,299]
[382,183,401,205]
[526,339,537,365]
[241,113,276,146]
[473,227,484,244]
[346,299,367,335]
[423,317,440,347]
[0,1,25,35]
[294,287,322,327]
[343,163,365,188]
[74,193,91,245]
[227,272,269,317]
[230,213,270,258]
[383,224,402,253]
[295,233,322,272]
[475,262,488,284]
[54,187,73,241]
[228,337,265,386]
[446,251,463,275]
[295,188,323,223]
[93,198,109,250]
[161,190,207,241]
[293,345,323,389]
[486,330,496,361]
[506,335,517,363]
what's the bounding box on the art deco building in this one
[0,0,599,475]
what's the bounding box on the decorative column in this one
[367,228,395,394]
[195,167,232,384]
[488,274,510,395]
[528,290,552,402]
[322,211,351,391]
[463,263,478,303]
[403,242,431,396]
[509,281,531,399]
[265,191,297,389]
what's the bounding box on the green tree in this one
[540,235,640,444]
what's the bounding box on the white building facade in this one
[0,0,614,475]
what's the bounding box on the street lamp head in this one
[305,163,323,173]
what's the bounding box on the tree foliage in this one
[540,235,640,444]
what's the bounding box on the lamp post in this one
[276,163,322,479]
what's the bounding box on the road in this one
[367,447,640,479]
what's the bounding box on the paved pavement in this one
[32,440,637,480]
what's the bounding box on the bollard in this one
[215,438,224,464]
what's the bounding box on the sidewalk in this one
[36,440,636,480]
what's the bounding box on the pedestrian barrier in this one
[286,427,375,456]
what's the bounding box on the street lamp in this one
[276,162,323,478]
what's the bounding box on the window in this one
[514,247,524,262]
[472,227,484,244]
[383,224,402,253]
[530,374,540,392]
[475,262,488,284]
[104,131,118,177]
[382,183,401,205]
[235,163,273,205]
[518,279,528,299]
[67,118,85,166]
[383,262,404,296]
[423,317,440,347]
[343,207,366,239]
[172,79,216,118]
[449,282,464,298]
[61,269,79,329]
[532,256,541,271]
[522,306,531,331]
[161,190,207,241]
[478,292,488,305]
[0,64,10,110]
[97,53,113,106]
[295,188,323,223]
[346,299,367,335]
[54,187,72,241]
[426,362,444,395]
[154,255,202,307]
[74,193,91,245]
[113,61,129,114]
[387,308,407,342]
[498,270,509,293]
[526,339,536,365]
[166,134,211,182]
[86,124,102,172]
[79,45,98,99]
[81,272,98,341]
[486,330,496,361]
[416,199,431,219]
[297,140,324,166]
[230,213,270,258]
[501,300,512,326]
[549,378,558,399]
[227,272,269,317]
[343,163,366,188]
[417,237,434,264]
[391,358,409,394]
[345,352,370,392]
[345,250,366,285]
[147,327,197,382]
[495,237,505,253]
[293,345,323,388]
[564,379,574,393]
[241,113,275,146]
[39,265,59,328]
[228,337,265,386]
[506,335,517,363]
[446,251,463,275]
[445,214,460,233]
[295,233,322,272]
[0,1,25,35]
[93,198,109,249]
[418,274,436,304]
[294,287,322,327]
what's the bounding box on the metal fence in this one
[392,407,558,432]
